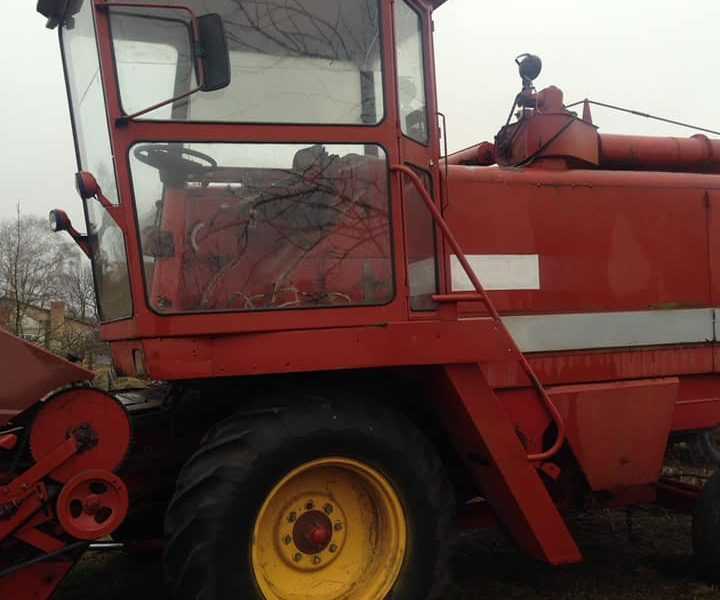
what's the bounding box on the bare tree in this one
[60,254,98,323]
[0,206,68,337]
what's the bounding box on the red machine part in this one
[599,133,720,173]
[0,328,92,426]
[0,388,132,600]
[57,470,129,540]
[452,85,720,175]
[29,388,131,482]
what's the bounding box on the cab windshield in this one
[61,0,133,322]
[109,0,385,124]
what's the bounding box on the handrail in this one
[391,164,565,462]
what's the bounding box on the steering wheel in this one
[133,144,218,175]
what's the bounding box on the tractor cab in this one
[38,0,446,377]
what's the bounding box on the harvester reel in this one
[57,469,129,540]
[29,388,132,482]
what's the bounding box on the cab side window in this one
[394,1,429,144]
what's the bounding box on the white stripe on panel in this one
[451,255,540,291]
[500,309,714,353]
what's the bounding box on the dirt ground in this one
[55,505,720,600]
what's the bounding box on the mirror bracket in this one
[49,209,92,258]
[76,171,127,231]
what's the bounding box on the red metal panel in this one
[500,372,720,447]
[549,378,678,491]
[138,318,512,380]
[673,398,720,431]
[484,345,714,388]
[446,166,711,315]
[0,328,93,426]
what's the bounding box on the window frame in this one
[106,0,390,128]
[127,140,399,317]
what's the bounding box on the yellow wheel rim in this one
[251,457,407,600]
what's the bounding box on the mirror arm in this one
[50,209,93,258]
[117,86,202,126]
[66,228,92,259]
[94,192,127,231]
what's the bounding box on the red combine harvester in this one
[3,0,720,598]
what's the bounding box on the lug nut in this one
[294,553,302,562]
[305,501,314,510]
[288,512,297,523]
[312,555,321,565]
[329,544,338,553]
[334,522,343,531]
[323,503,334,515]
[284,535,292,545]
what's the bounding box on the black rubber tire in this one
[693,468,720,581]
[163,394,455,600]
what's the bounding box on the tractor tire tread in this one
[164,393,454,600]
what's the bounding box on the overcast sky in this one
[2,0,718,227]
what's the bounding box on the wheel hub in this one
[294,511,332,552]
[277,493,347,572]
[253,458,407,599]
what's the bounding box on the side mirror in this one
[49,209,71,233]
[113,8,231,122]
[75,171,100,200]
[196,14,231,92]
[49,209,91,258]
[36,0,82,29]
[74,170,126,230]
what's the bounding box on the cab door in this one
[392,0,445,314]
